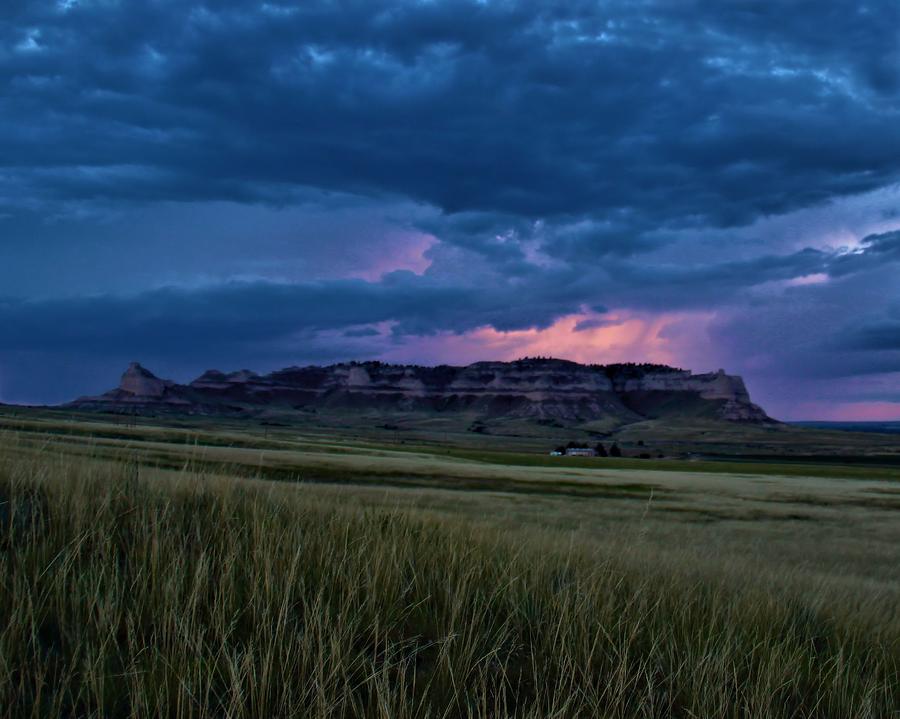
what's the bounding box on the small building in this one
[549,450,563,456]
[565,447,597,457]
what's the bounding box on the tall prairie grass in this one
[0,452,897,718]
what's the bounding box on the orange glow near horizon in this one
[378,311,900,422]
[383,309,719,371]
[467,313,680,366]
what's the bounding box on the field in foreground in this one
[0,417,898,717]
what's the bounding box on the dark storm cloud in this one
[0,269,594,401]
[828,230,900,277]
[1,223,899,406]
[572,316,614,332]
[700,263,900,415]
[832,300,900,352]
[343,327,381,338]
[3,0,900,412]
[842,322,900,351]
[0,235,887,359]
[598,247,832,310]
[3,0,899,233]
[0,270,586,357]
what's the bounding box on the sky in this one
[1,0,899,420]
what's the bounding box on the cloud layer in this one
[1,1,899,417]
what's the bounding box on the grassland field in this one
[0,406,898,716]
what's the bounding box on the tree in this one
[594,442,608,457]
[609,443,622,457]
[554,445,567,454]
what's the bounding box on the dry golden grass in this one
[1,446,898,718]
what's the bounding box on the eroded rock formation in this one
[68,358,773,423]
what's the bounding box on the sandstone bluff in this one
[69,358,772,423]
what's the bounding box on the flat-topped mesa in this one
[606,367,744,399]
[68,358,773,422]
[191,368,260,390]
[601,366,767,422]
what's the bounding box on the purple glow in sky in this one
[1,1,899,420]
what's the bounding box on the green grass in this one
[4,408,900,483]
[1,447,898,717]
[439,447,900,481]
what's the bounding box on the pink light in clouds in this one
[383,310,719,370]
[357,312,899,421]
[348,232,436,281]
[471,313,677,365]
[784,273,829,287]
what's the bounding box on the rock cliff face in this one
[68,358,773,423]
[80,362,191,408]
[118,362,176,399]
